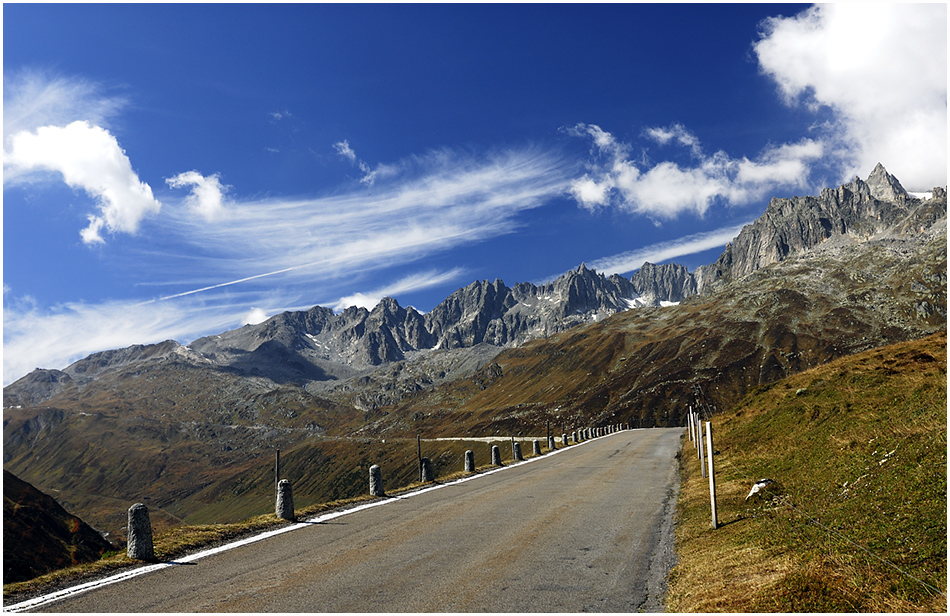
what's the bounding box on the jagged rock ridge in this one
[4,164,945,408]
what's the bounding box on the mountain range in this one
[3,163,946,553]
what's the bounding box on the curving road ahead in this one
[17,428,682,613]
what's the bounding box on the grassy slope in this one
[667,330,947,612]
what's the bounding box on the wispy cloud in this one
[754,4,946,190]
[333,268,467,312]
[157,146,573,294]
[566,122,822,219]
[586,222,750,277]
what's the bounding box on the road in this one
[17,427,682,613]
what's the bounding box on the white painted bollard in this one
[697,421,706,478]
[127,503,154,561]
[561,433,568,447]
[491,445,502,466]
[533,440,542,455]
[420,457,434,482]
[547,436,556,450]
[369,464,385,496]
[276,479,295,521]
[464,449,475,472]
[571,431,577,443]
[513,441,523,461]
[706,421,718,529]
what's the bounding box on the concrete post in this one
[513,441,523,461]
[369,464,385,496]
[276,479,295,521]
[127,503,154,561]
[547,435,556,451]
[561,433,568,447]
[464,449,475,472]
[533,439,542,456]
[491,445,502,466]
[420,457,434,482]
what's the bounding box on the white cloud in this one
[158,147,570,296]
[567,123,822,218]
[5,120,162,243]
[166,170,229,222]
[754,3,947,190]
[334,139,382,185]
[242,307,269,325]
[332,268,466,312]
[586,222,751,276]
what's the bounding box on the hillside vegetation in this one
[668,331,947,612]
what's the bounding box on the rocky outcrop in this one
[694,164,946,293]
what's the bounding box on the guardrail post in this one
[533,439,542,455]
[127,503,154,561]
[491,445,502,466]
[706,421,718,529]
[369,464,385,496]
[276,479,295,521]
[420,457,434,482]
[464,450,475,472]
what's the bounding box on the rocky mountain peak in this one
[866,162,908,205]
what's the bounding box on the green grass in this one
[667,331,947,612]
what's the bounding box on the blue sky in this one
[3,3,947,384]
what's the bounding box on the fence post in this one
[127,503,154,561]
[464,449,475,472]
[276,479,295,521]
[275,449,281,493]
[706,421,718,529]
[369,464,384,496]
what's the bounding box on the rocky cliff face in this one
[694,163,946,293]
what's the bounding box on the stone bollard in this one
[369,464,385,496]
[571,431,577,443]
[533,439,542,455]
[561,433,568,447]
[513,441,523,461]
[547,435,556,450]
[127,503,154,561]
[276,479,295,521]
[491,445,502,466]
[464,449,475,472]
[420,457,434,482]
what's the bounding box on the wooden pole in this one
[706,421,718,529]
[275,449,280,493]
[417,434,422,478]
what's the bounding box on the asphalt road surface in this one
[20,427,682,613]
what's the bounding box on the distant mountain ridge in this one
[4,163,945,407]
